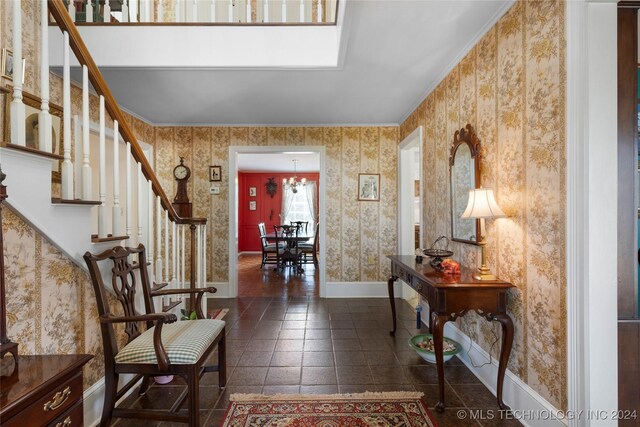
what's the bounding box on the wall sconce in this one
[461,188,506,280]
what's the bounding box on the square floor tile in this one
[301,367,338,385]
[302,352,335,367]
[265,367,302,385]
[270,351,303,367]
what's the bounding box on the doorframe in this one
[397,126,423,256]
[228,145,327,298]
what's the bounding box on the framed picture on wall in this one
[249,187,257,197]
[249,201,257,211]
[1,49,13,80]
[209,165,221,182]
[357,173,380,201]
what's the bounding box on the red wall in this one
[238,172,319,252]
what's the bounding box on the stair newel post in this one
[103,0,111,22]
[98,96,106,238]
[81,65,91,200]
[137,162,143,245]
[147,180,153,265]
[10,0,26,148]
[112,120,120,235]
[172,221,177,286]
[164,210,169,282]
[210,0,216,22]
[86,0,93,22]
[67,0,76,21]
[121,0,129,22]
[125,142,132,238]
[181,224,186,288]
[189,224,197,312]
[39,0,53,153]
[155,196,162,279]
[0,166,19,375]
[61,31,73,199]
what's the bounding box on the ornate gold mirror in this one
[449,124,481,245]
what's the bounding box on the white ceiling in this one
[237,152,320,172]
[68,0,513,125]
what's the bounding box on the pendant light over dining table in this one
[283,159,306,193]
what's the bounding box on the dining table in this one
[265,230,312,273]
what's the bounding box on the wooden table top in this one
[387,255,514,289]
[265,232,312,241]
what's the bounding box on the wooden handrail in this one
[47,0,205,226]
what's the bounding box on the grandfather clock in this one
[172,158,192,218]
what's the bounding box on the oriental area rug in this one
[221,392,438,427]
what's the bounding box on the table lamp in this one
[461,188,506,280]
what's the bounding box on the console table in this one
[387,255,514,412]
[1,354,93,426]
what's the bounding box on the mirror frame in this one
[449,123,481,245]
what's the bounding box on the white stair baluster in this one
[193,0,198,22]
[125,142,132,237]
[98,96,107,237]
[176,224,181,288]
[181,225,186,288]
[299,0,303,22]
[39,0,52,153]
[11,0,25,148]
[196,224,201,288]
[164,210,169,282]
[155,196,162,279]
[148,180,153,264]
[103,0,111,21]
[203,224,207,285]
[172,221,177,286]
[157,0,164,21]
[176,0,182,22]
[281,0,286,22]
[81,65,92,200]
[68,0,76,21]
[262,0,268,22]
[210,0,216,22]
[121,0,129,22]
[86,0,93,22]
[316,0,321,22]
[228,0,233,22]
[61,32,73,199]
[137,163,143,245]
[246,0,251,22]
[112,121,120,235]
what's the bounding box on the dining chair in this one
[83,244,226,427]
[273,225,303,273]
[299,222,319,266]
[290,221,309,234]
[258,222,279,269]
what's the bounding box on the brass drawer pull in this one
[55,416,72,427]
[43,386,71,411]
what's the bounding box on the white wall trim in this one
[84,374,140,427]
[443,323,566,427]
[565,1,618,424]
[398,0,516,124]
[228,145,327,298]
[397,126,423,256]
[325,281,400,298]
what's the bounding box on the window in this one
[283,185,315,233]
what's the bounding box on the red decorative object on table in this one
[441,258,460,275]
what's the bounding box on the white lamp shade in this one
[461,188,506,219]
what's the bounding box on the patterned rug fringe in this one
[230,391,425,402]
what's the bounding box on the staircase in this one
[2,0,208,313]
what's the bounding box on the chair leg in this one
[138,374,151,395]
[218,334,226,388]
[187,367,200,427]
[100,372,119,427]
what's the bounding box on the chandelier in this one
[283,159,306,193]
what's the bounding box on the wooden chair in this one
[290,220,309,234]
[299,222,319,266]
[273,225,303,273]
[258,222,279,269]
[84,244,226,427]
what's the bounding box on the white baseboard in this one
[443,323,566,427]
[325,281,401,298]
[84,373,140,427]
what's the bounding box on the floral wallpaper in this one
[153,126,398,283]
[400,0,566,410]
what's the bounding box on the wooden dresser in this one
[1,354,93,427]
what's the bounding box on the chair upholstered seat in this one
[115,319,225,365]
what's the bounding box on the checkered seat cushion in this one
[115,319,225,365]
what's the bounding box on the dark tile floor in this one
[113,297,522,427]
